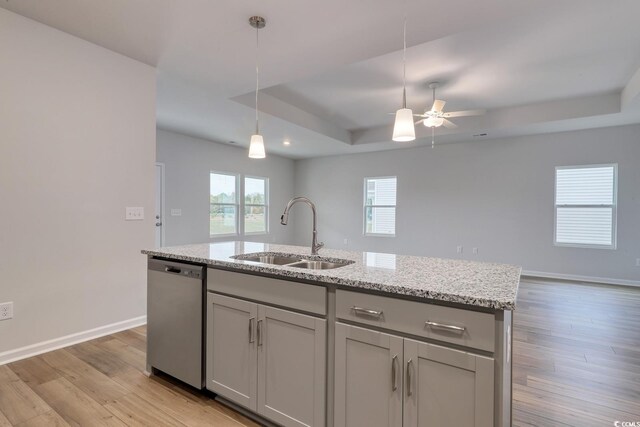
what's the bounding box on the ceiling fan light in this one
[392,108,416,142]
[424,116,444,128]
[248,134,266,158]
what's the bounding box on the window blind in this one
[555,165,616,248]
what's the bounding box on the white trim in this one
[521,270,640,288]
[553,163,618,249]
[363,176,397,237]
[0,315,147,366]
[155,162,165,248]
[243,175,269,236]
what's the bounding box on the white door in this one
[155,163,164,247]
[206,293,258,411]
[334,323,403,427]
[257,305,326,427]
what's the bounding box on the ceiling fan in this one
[414,82,485,130]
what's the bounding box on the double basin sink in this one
[232,253,354,270]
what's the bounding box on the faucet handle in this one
[317,242,325,250]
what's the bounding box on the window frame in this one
[553,163,618,250]
[243,175,269,236]
[363,176,397,237]
[209,171,240,238]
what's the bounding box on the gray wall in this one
[0,9,156,355]
[293,125,640,283]
[156,129,297,246]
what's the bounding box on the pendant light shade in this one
[249,134,266,158]
[392,18,415,142]
[392,108,416,141]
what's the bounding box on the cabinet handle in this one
[406,359,413,397]
[351,306,383,318]
[425,321,466,333]
[391,355,399,391]
[257,319,263,347]
[249,318,255,343]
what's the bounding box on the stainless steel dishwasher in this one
[147,258,204,389]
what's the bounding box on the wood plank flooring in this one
[1,279,639,426]
[512,279,640,426]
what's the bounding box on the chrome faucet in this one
[281,197,324,255]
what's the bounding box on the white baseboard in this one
[0,315,147,366]
[521,270,640,288]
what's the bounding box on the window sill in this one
[554,242,616,250]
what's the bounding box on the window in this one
[244,176,268,234]
[210,172,269,237]
[554,164,617,249]
[364,177,397,236]
[210,172,239,236]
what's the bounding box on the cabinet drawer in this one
[336,290,495,352]
[208,268,326,316]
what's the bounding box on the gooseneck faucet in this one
[281,197,324,255]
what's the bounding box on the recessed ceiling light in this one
[283,140,291,146]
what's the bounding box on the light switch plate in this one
[0,302,13,321]
[125,207,144,221]
[171,209,182,216]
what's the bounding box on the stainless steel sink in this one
[232,253,354,270]
[238,255,302,265]
[287,260,353,270]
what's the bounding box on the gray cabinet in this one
[334,323,403,427]
[257,305,326,427]
[206,293,258,410]
[207,293,326,427]
[403,338,494,427]
[335,323,494,427]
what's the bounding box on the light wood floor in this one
[1,279,639,426]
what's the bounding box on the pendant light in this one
[248,16,266,159]
[392,18,415,142]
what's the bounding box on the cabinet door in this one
[206,293,258,411]
[403,338,494,427]
[334,323,403,427]
[257,305,326,427]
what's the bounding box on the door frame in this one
[155,162,165,247]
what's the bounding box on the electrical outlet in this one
[457,246,463,254]
[636,258,640,267]
[171,209,182,216]
[343,238,348,245]
[473,247,479,255]
[0,302,13,321]
[125,207,144,221]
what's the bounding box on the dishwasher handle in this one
[148,259,203,279]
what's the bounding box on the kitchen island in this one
[143,241,521,427]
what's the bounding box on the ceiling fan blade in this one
[442,118,458,129]
[431,99,446,113]
[414,119,425,125]
[413,114,428,117]
[443,109,486,118]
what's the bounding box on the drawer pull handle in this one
[351,306,383,318]
[425,321,466,333]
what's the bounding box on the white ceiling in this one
[3,0,640,159]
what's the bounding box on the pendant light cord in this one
[402,18,407,109]
[255,25,260,134]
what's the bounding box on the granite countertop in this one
[142,241,521,310]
